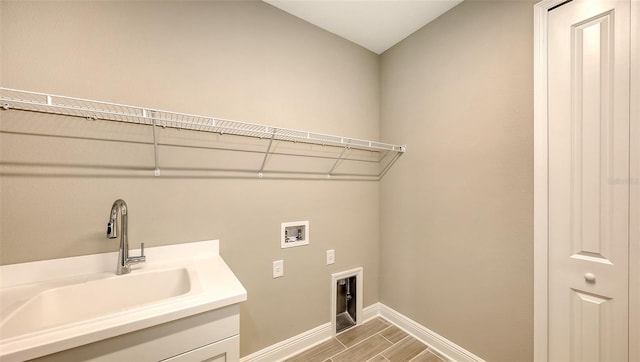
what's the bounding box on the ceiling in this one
[262,0,463,54]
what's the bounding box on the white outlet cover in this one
[327,249,335,265]
[273,260,284,278]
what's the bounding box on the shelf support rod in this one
[378,150,403,180]
[328,142,351,176]
[145,109,161,176]
[258,128,277,178]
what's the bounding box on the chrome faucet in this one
[107,199,145,275]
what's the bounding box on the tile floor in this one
[284,317,451,362]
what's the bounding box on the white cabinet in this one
[30,305,241,362]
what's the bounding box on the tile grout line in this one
[378,326,395,345]
[334,336,348,350]
[331,327,393,362]
[376,334,412,359]
[408,349,445,362]
[404,343,436,362]
[325,337,348,362]
[365,352,391,362]
[424,347,448,362]
[329,332,379,362]
[331,327,364,361]
[338,332,383,351]
[334,320,390,351]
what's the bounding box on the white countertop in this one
[0,240,247,362]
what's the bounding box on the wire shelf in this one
[0,87,405,180]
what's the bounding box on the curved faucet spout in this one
[106,199,145,275]
[107,199,127,239]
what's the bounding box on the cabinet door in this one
[161,335,239,362]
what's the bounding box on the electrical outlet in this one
[327,249,335,265]
[273,260,284,278]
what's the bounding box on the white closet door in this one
[547,0,631,361]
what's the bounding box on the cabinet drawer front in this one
[162,335,239,362]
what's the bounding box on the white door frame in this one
[534,1,639,361]
[533,2,566,360]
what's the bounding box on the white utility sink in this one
[1,267,191,339]
[0,240,247,362]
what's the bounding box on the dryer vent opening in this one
[331,267,363,335]
[336,276,357,333]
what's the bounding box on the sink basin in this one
[0,240,247,362]
[0,267,191,339]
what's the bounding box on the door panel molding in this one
[570,289,613,361]
[570,10,614,264]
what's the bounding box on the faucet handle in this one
[126,243,146,267]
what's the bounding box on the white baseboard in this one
[239,322,332,362]
[376,303,485,362]
[240,303,485,362]
[362,303,381,323]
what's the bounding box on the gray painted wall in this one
[380,1,535,360]
[0,1,380,356]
